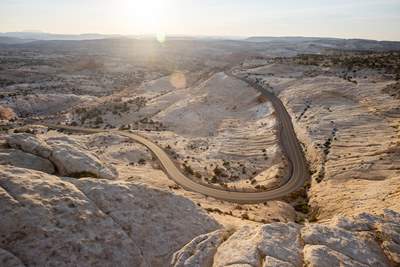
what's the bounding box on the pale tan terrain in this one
[69,72,288,192]
[238,61,400,220]
[6,129,295,227]
[1,39,400,266]
[173,209,400,267]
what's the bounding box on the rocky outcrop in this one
[0,149,55,174]
[239,63,400,220]
[6,133,117,179]
[172,230,228,267]
[0,165,146,267]
[7,133,52,158]
[172,210,400,267]
[303,245,368,267]
[0,249,25,267]
[302,224,389,266]
[68,178,220,266]
[213,223,302,267]
[0,165,220,266]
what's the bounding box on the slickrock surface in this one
[0,165,146,267]
[0,149,55,174]
[72,72,287,191]
[239,63,400,220]
[0,93,96,117]
[172,210,400,267]
[6,133,118,179]
[0,165,220,267]
[172,229,228,267]
[0,249,25,267]
[213,223,302,267]
[68,178,221,266]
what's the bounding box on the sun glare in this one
[121,0,171,36]
[156,32,166,43]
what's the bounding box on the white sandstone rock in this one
[0,165,147,267]
[301,224,389,266]
[171,229,227,267]
[0,149,55,174]
[68,178,221,266]
[303,245,368,267]
[6,133,117,179]
[0,249,25,267]
[213,223,302,267]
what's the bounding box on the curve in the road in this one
[45,72,309,203]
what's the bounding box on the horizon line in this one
[1,31,400,42]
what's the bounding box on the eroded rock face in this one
[7,133,52,158]
[0,165,220,267]
[0,249,25,267]
[172,229,227,267]
[213,223,302,267]
[49,142,117,179]
[6,133,117,179]
[173,210,400,267]
[239,63,400,220]
[0,165,146,267]
[301,224,389,266]
[68,178,220,266]
[0,149,55,174]
[303,245,368,267]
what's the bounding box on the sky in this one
[0,0,399,41]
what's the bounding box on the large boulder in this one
[49,142,117,179]
[301,224,390,266]
[213,223,302,267]
[173,210,400,267]
[6,133,117,179]
[171,229,227,267]
[0,149,55,174]
[0,165,219,266]
[6,133,52,158]
[303,245,368,267]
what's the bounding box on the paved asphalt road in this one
[44,72,309,203]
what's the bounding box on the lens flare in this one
[170,71,186,89]
[156,32,166,43]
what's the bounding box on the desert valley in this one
[0,34,400,267]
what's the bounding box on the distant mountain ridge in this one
[0,32,122,42]
[246,36,400,51]
[0,36,36,44]
[1,32,400,51]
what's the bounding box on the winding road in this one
[45,71,309,203]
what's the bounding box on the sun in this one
[121,0,170,35]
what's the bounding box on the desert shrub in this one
[94,116,104,125]
[256,94,268,103]
[241,213,250,220]
[213,166,224,176]
[211,176,218,183]
[183,164,194,175]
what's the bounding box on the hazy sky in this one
[1,0,399,40]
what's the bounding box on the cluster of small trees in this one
[292,52,400,76]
